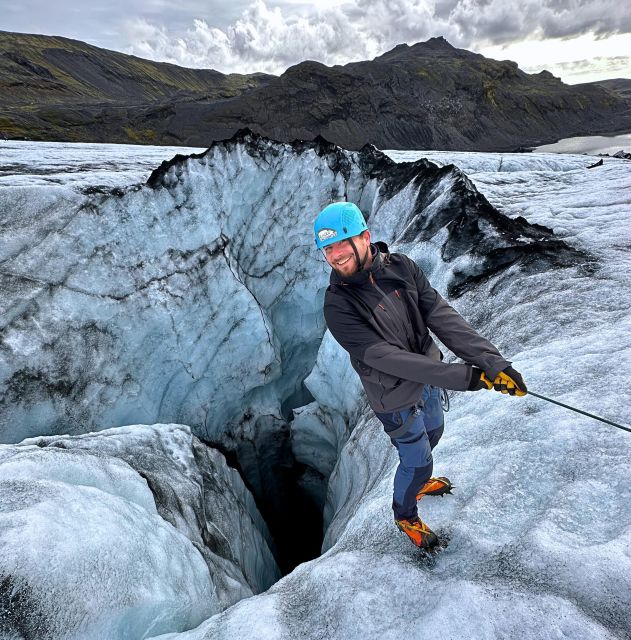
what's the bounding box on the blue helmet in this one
[313,202,368,249]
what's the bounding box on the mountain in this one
[0,31,272,105]
[591,78,631,101]
[0,31,273,143]
[1,32,630,150]
[222,38,631,151]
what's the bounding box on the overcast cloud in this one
[2,0,630,82]
[523,56,631,83]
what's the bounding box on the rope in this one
[527,390,631,434]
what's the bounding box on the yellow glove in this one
[468,368,494,391]
[493,366,527,396]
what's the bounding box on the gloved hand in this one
[468,367,494,391]
[492,366,527,396]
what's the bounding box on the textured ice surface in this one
[155,148,631,640]
[2,134,574,444]
[0,141,205,189]
[0,423,279,639]
[386,149,592,171]
[1,139,630,639]
[534,132,631,155]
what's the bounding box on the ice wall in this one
[1,135,629,640]
[150,149,631,640]
[0,131,582,446]
[0,423,279,639]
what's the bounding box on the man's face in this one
[323,230,371,277]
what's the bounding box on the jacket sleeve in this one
[407,257,511,380]
[324,295,473,391]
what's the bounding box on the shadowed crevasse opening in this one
[203,384,326,577]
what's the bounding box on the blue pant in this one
[375,385,445,521]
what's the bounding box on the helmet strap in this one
[348,237,369,274]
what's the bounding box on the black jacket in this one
[323,242,510,413]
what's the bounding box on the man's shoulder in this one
[382,249,419,280]
[324,283,351,308]
[323,285,361,332]
[388,249,416,267]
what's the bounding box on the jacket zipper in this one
[369,273,416,348]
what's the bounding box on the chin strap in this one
[348,239,370,274]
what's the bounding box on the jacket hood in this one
[329,241,391,287]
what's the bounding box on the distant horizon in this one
[1,0,629,84]
[3,130,631,157]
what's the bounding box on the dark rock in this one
[590,78,631,101]
[2,31,631,150]
[597,150,631,161]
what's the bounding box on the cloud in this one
[523,56,631,84]
[121,0,631,77]
[481,31,631,83]
[124,1,378,74]
[0,1,252,49]
[450,0,631,44]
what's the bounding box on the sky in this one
[1,0,630,84]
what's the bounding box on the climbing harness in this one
[440,388,450,412]
[528,390,630,434]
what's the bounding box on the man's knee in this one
[427,424,444,450]
[395,428,432,468]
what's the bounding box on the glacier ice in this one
[0,134,583,445]
[1,135,630,639]
[152,145,630,640]
[0,140,205,189]
[0,423,279,639]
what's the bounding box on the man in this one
[314,202,527,549]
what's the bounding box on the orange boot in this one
[394,516,439,548]
[416,476,453,501]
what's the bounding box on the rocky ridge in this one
[1,32,630,150]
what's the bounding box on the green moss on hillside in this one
[0,31,271,105]
[123,126,158,144]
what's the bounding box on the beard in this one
[330,243,371,276]
[332,255,358,276]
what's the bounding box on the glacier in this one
[0,141,205,190]
[0,423,279,638]
[0,134,630,639]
